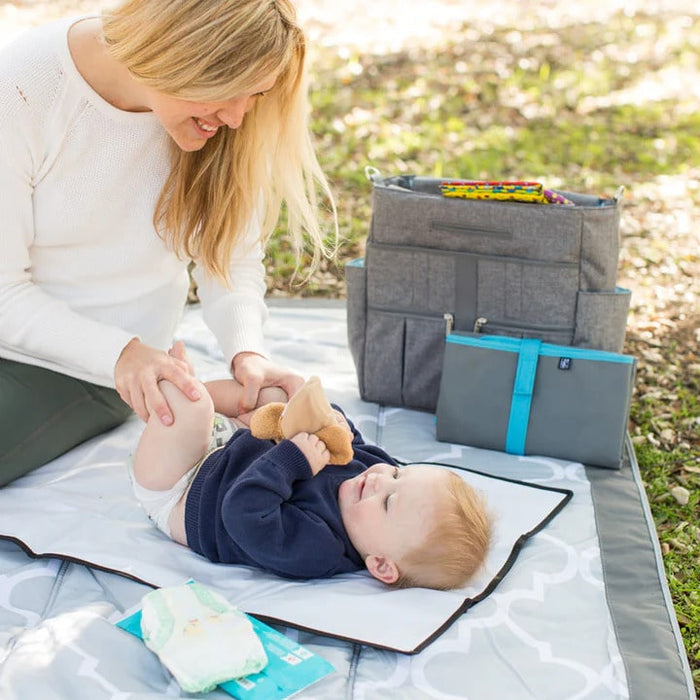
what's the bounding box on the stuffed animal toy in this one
[249,376,354,465]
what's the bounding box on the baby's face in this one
[338,463,450,568]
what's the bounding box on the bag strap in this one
[505,339,542,455]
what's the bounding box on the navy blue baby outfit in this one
[184,412,396,580]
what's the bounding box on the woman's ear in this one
[365,555,399,585]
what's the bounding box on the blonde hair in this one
[102,0,335,283]
[395,472,492,591]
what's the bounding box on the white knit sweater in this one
[0,18,268,388]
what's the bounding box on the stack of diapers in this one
[140,582,268,693]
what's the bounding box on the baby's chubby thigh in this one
[134,379,214,492]
[159,379,215,466]
[168,489,189,546]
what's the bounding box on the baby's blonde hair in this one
[395,471,492,591]
[102,0,335,283]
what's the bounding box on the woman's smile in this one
[192,117,220,138]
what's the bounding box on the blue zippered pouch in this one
[435,333,636,468]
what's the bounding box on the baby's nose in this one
[367,471,389,492]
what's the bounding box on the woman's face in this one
[145,74,278,151]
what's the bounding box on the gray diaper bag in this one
[346,169,631,413]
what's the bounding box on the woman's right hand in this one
[114,338,202,425]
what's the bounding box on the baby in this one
[131,348,491,590]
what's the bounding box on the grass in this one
[265,6,700,691]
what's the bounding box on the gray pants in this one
[0,359,132,486]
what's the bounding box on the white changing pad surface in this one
[0,424,568,653]
[0,303,572,654]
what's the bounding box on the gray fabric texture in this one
[346,175,630,412]
[0,302,694,699]
[574,288,632,351]
[435,333,636,468]
[587,439,697,699]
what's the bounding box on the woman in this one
[0,0,336,485]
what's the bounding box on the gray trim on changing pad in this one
[587,436,695,700]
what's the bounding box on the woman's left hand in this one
[231,352,304,416]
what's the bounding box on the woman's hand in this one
[231,352,304,415]
[114,338,202,425]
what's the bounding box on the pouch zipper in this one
[472,317,574,335]
[443,312,455,336]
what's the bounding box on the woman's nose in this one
[216,96,256,129]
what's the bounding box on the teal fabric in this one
[505,339,541,455]
[445,332,635,364]
[0,359,132,486]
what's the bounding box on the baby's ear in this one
[365,555,399,585]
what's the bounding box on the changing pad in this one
[0,409,569,653]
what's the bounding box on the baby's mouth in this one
[358,474,367,500]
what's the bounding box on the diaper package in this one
[140,582,268,693]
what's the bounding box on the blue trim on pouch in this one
[445,332,635,456]
[445,333,635,365]
[505,339,541,455]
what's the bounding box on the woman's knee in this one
[0,360,129,483]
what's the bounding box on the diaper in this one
[129,462,199,537]
[210,412,238,448]
[140,582,268,693]
[129,414,238,536]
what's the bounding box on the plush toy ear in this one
[249,403,285,441]
[315,425,354,466]
[280,376,336,437]
[278,376,354,465]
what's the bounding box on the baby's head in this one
[338,463,491,590]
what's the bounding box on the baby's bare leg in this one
[133,379,214,490]
[205,378,287,425]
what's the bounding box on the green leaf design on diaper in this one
[141,589,175,651]
[189,581,233,615]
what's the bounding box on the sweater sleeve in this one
[220,441,351,579]
[192,204,269,369]
[0,110,135,386]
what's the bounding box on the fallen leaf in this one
[670,485,690,506]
